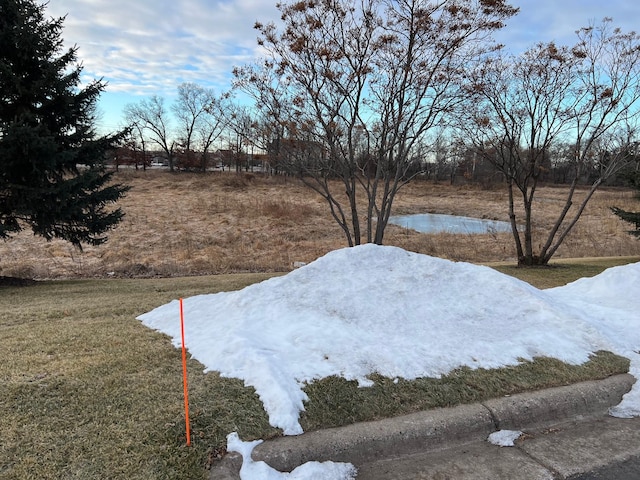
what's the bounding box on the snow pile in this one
[546,263,640,418]
[138,244,640,435]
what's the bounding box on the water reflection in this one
[388,213,512,234]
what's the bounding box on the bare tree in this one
[233,60,301,175]
[127,120,149,170]
[224,105,257,172]
[124,95,176,171]
[465,19,640,265]
[172,83,205,169]
[237,0,517,246]
[172,83,227,171]
[428,128,456,183]
[198,94,229,171]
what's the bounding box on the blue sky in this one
[46,0,640,134]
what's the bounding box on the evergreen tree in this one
[0,0,129,249]
[611,171,640,238]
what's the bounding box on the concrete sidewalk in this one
[210,374,638,479]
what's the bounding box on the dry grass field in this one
[1,169,639,279]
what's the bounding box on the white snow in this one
[137,244,640,473]
[487,430,523,447]
[227,432,357,479]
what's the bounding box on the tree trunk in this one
[507,181,525,263]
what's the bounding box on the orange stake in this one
[180,298,192,446]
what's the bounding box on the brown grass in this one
[0,274,279,480]
[0,274,630,479]
[1,170,639,279]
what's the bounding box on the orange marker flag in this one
[180,298,192,446]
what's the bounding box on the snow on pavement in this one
[487,430,524,447]
[226,432,357,479]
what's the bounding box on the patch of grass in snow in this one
[300,353,629,431]
[0,261,632,479]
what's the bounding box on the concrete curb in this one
[210,374,635,479]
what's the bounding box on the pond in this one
[388,213,513,234]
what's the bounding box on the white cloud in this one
[48,0,640,93]
[47,0,280,97]
[43,0,640,130]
